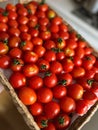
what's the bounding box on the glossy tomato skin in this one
[37,87,53,103]
[59,23,68,32]
[44,50,56,62]
[19,24,28,33]
[38,17,49,26]
[0,22,8,32]
[17,7,28,16]
[56,37,66,49]
[0,13,8,23]
[58,73,72,86]
[29,75,43,90]
[49,24,59,33]
[73,56,82,66]
[71,67,85,78]
[9,48,22,58]
[23,64,39,77]
[91,82,98,98]
[29,102,43,116]
[67,84,84,100]
[51,16,62,25]
[56,51,65,61]
[0,32,9,42]
[44,101,60,119]
[20,32,31,41]
[0,55,10,69]
[37,59,50,72]
[66,39,77,49]
[75,47,85,59]
[18,87,37,105]
[8,19,18,28]
[43,40,56,50]
[43,122,56,130]
[60,96,76,113]
[54,113,70,129]
[8,27,20,37]
[9,72,26,88]
[43,72,57,88]
[64,47,75,57]
[23,51,38,63]
[0,42,9,55]
[31,37,43,46]
[39,30,51,40]
[38,3,48,12]
[49,61,63,74]
[18,16,29,25]
[20,40,33,51]
[53,85,67,99]
[84,47,92,55]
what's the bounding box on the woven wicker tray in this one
[0,0,98,130]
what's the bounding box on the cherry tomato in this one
[69,31,78,41]
[18,87,37,105]
[56,51,65,61]
[60,96,76,113]
[19,24,28,33]
[0,32,9,42]
[62,58,74,73]
[28,19,37,28]
[8,36,21,48]
[73,56,82,66]
[44,50,56,62]
[39,30,51,40]
[17,7,28,16]
[6,3,16,12]
[54,113,70,129]
[29,27,39,37]
[64,47,75,57]
[51,16,62,25]
[49,61,63,74]
[49,24,59,33]
[36,10,46,18]
[58,73,72,86]
[46,9,56,19]
[0,55,10,69]
[23,51,38,63]
[34,45,46,57]
[0,22,8,32]
[10,58,24,71]
[35,115,48,129]
[76,100,88,116]
[18,16,29,25]
[26,3,36,15]
[8,11,17,20]
[53,85,67,99]
[23,64,39,77]
[29,102,43,116]
[8,27,20,37]
[91,82,98,98]
[20,32,31,41]
[29,75,43,90]
[9,72,26,88]
[71,67,85,78]
[20,40,33,51]
[43,122,56,130]
[56,37,66,49]
[37,59,50,72]
[0,12,8,23]
[66,39,77,49]
[67,84,84,100]
[59,31,69,40]
[75,47,85,59]
[38,17,49,26]
[84,47,93,55]
[59,23,68,32]
[84,70,95,79]
[9,48,22,58]
[37,87,53,103]
[44,101,60,119]
[8,19,18,28]
[43,40,56,50]
[31,37,43,46]
[38,2,48,12]
[77,40,86,48]
[0,42,9,55]
[43,72,57,88]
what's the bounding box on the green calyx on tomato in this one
[58,116,65,125]
[34,24,40,30]
[51,48,62,53]
[58,79,67,86]
[13,59,23,65]
[40,64,47,70]
[57,38,63,44]
[76,34,85,41]
[87,79,94,86]
[40,0,46,5]
[2,11,8,16]
[3,39,8,44]
[20,41,26,47]
[85,56,92,61]
[45,71,51,77]
[41,119,48,128]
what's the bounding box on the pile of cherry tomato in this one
[0,0,98,129]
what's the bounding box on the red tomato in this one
[37,59,50,72]
[64,47,75,57]
[62,58,74,73]
[84,70,95,79]
[44,50,56,62]
[43,122,56,130]
[84,47,93,55]
[56,37,66,49]
[38,2,48,12]
[9,48,22,58]
[73,56,82,66]
[20,32,31,41]
[39,30,51,40]
[34,45,46,57]
[29,27,39,37]
[35,115,48,129]
[0,42,9,55]
[31,37,43,46]
[60,96,76,113]
[53,85,67,99]
[46,9,56,19]
[75,47,85,59]
[23,51,38,63]
[18,16,29,25]
[0,32,9,41]
[29,75,43,90]
[8,19,18,28]
[66,39,77,49]
[43,40,56,50]
[54,113,70,129]
[26,3,36,15]
[38,17,49,26]
[0,12,8,23]
[0,55,10,69]
[8,36,21,48]
[69,31,78,41]
[56,51,65,61]
[23,64,39,77]
[59,31,69,40]
[49,24,59,33]
[36,10,46,18]
[91,82,98,98]
[59,23,68,32]
[39,25,47,31]
[71,67,85,78]
[17,7,28,16]
[76,100,88,116]
[6,3,16,12]
[43,72,57,88]
[67,84,84,100]
[28,14,38,22]
[20,40,33,51]
[8,11,17,20]
[49,61,63,74]
[83,90,97,106]
[10,58,24,71]
[28,19,37,28]
[37,87,53,103]
[9,72,26,88]
[58,73,72,86]
[8,27,20,37]
[0,22,8,32]
[51,16,62,25]
[19,24,28,33]
[29,102,43,116]
[18,87,37,105]
[77,40,86,48]
[44,101,60,119]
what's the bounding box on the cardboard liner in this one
[0,0,98,130]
